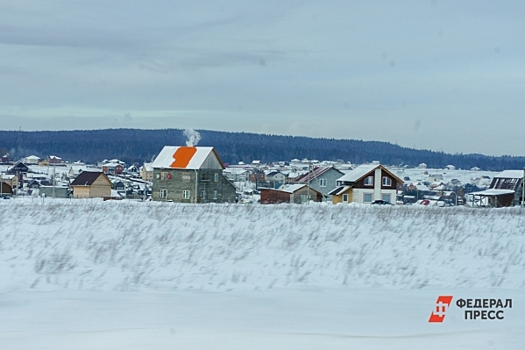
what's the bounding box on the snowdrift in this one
[1,199,524,291]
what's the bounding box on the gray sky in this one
[1,1,524,156]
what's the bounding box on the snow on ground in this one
[1,198,524,291]
[392,167,499,186]
[1,198,524,349]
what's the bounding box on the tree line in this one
[0,129,524,171]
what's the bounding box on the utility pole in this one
[522,167,525,208]
[307,162,311,204]
[53,164,56,199]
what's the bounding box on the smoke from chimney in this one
[183,128,201,147]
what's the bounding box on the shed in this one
[260,184,323,204]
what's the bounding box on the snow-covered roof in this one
[337,164,379,182]
[494,170,524,179]
[142,162,153,172]
[471,189,515,196]
[279,184,307,193]
[407,181,430,191]
[102,162,123,167]
[223,168,247,174]
[151,146,223,170]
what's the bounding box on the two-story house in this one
[151,146,237,203]
[292,166,344,201]
[329,163,403,204]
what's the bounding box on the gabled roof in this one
[70,171,108,186]
[274,184,323,195]
[407,181,430,192]
[337,163,403,184]
[294,166,343,183]
[266,170,283,177]
[7,161,29,173]
[151,146,225,170]
[336,164,380,183]
[279,184,306,193]
[328,185,351,196]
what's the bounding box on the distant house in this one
[23,155,40,165]
[292,166,344,201]
[470,170,523,207]
[39,155,64,166]
[223,167,248,182]
[112,180,126,191]
[101,162,124,175]
[151,146,237,203]
[140,162,154,181]
[329,164,403,204]
[127,163,140,174]
[265,170,286,188]
[7,161,30,174]
[70,171,112,198]
[260,184,323,204]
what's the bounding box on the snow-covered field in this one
[1,199,524,349]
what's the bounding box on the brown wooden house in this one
[70,171,112,198]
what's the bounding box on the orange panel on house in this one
[170,147,197,168]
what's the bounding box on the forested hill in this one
[0,129,523,170]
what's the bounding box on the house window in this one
[183,190,190,199]
[364,176,374,186]
[214,173,219,182]
[382,176,392,186]
[364,193,373,203]
[319,178,327,187]
[342,194,349,203]
[201,190,206,199]
[382,194,391,203]
[161,172,169,180]
[213,190,218,200]
[182,173,191,182]
[160,189,168,198]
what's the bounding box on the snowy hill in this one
[1,199,524,292]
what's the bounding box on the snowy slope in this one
[1,199,524,292]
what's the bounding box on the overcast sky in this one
[1,1,524,156]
